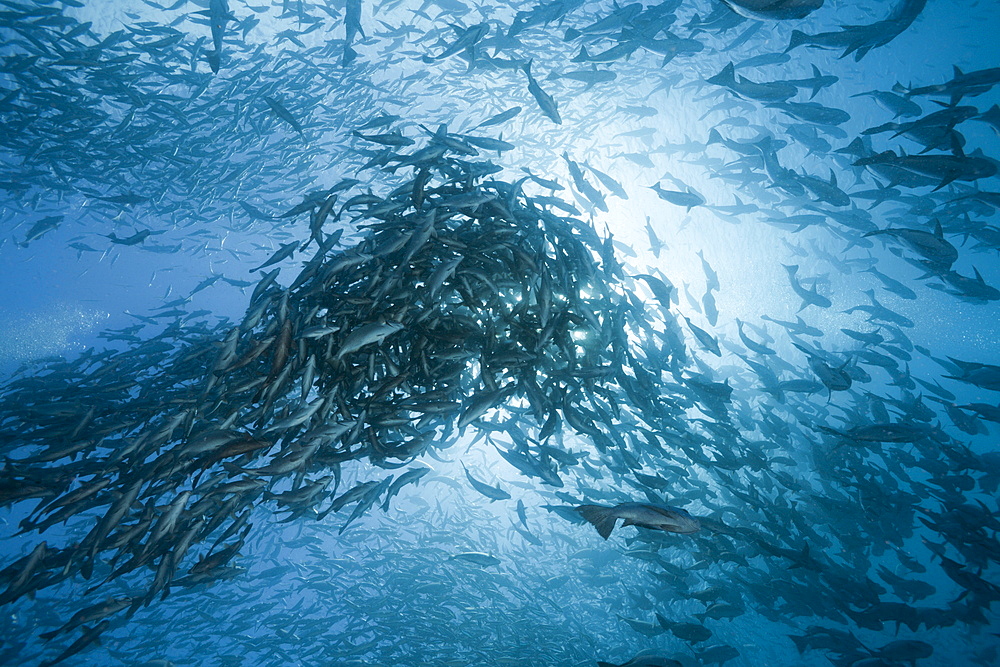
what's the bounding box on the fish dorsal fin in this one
[829,170,838,187]
[973,266,985,283]
[934,219,944,239]
[811,64,821,78]
[953,65,964,78]
[951,133,966,157]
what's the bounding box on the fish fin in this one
[576,504,617,540]
[706,62,735,87]
[932,173,959,192]
[786,30,809,53]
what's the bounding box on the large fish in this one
[576,502,701,539]
[722,0,822,20]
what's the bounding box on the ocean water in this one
[1,1,999,666]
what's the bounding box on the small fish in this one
[264,96,305,135]
[250,241,299,272]
[461,462,510,501]
[522,60,561,124]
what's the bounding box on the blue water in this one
[1,1,999,666]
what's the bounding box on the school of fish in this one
[1,0,999,666]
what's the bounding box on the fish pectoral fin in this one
[576,504,617,540]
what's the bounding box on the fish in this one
[263,96,305,135]
[597,655,682,667]
[786,0,928,61]
[39,621,110,667]
[107,230,160,245]
[422,23,489,63]
[577,503,701,539]
[250,241,300,272]
[721,0,823,20]
[18,215,63,247]
[449,551,501,566]
[343,0,364,65]
[461,463,511,501]
[522,60,561,124]
[649,183,704,210]
[706,62,798,102]
[783,264,832,310]
[864,221,958,268]
[202,0,233,73]
[472,106,522,129]
[334,321,404,360]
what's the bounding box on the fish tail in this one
[576,504,617,540]
[706,62,735,87]
[786,30,809,53]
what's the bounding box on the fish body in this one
[650,183,704,210]
[722,0,822,20]
[522,61,561,124]
[783,264,832,310]
[205,0,232,73]
[706,62,798,102]
[264,96,304,135]
[449,551,501,566]
[250,241,299,272]
[461,463,511,501]
[343,0,364,65]
[335,321,404,360]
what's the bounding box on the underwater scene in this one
[1,0,1000,665]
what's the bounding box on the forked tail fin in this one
[786,29,809,53]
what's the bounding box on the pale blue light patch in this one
[0,304,108,367]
